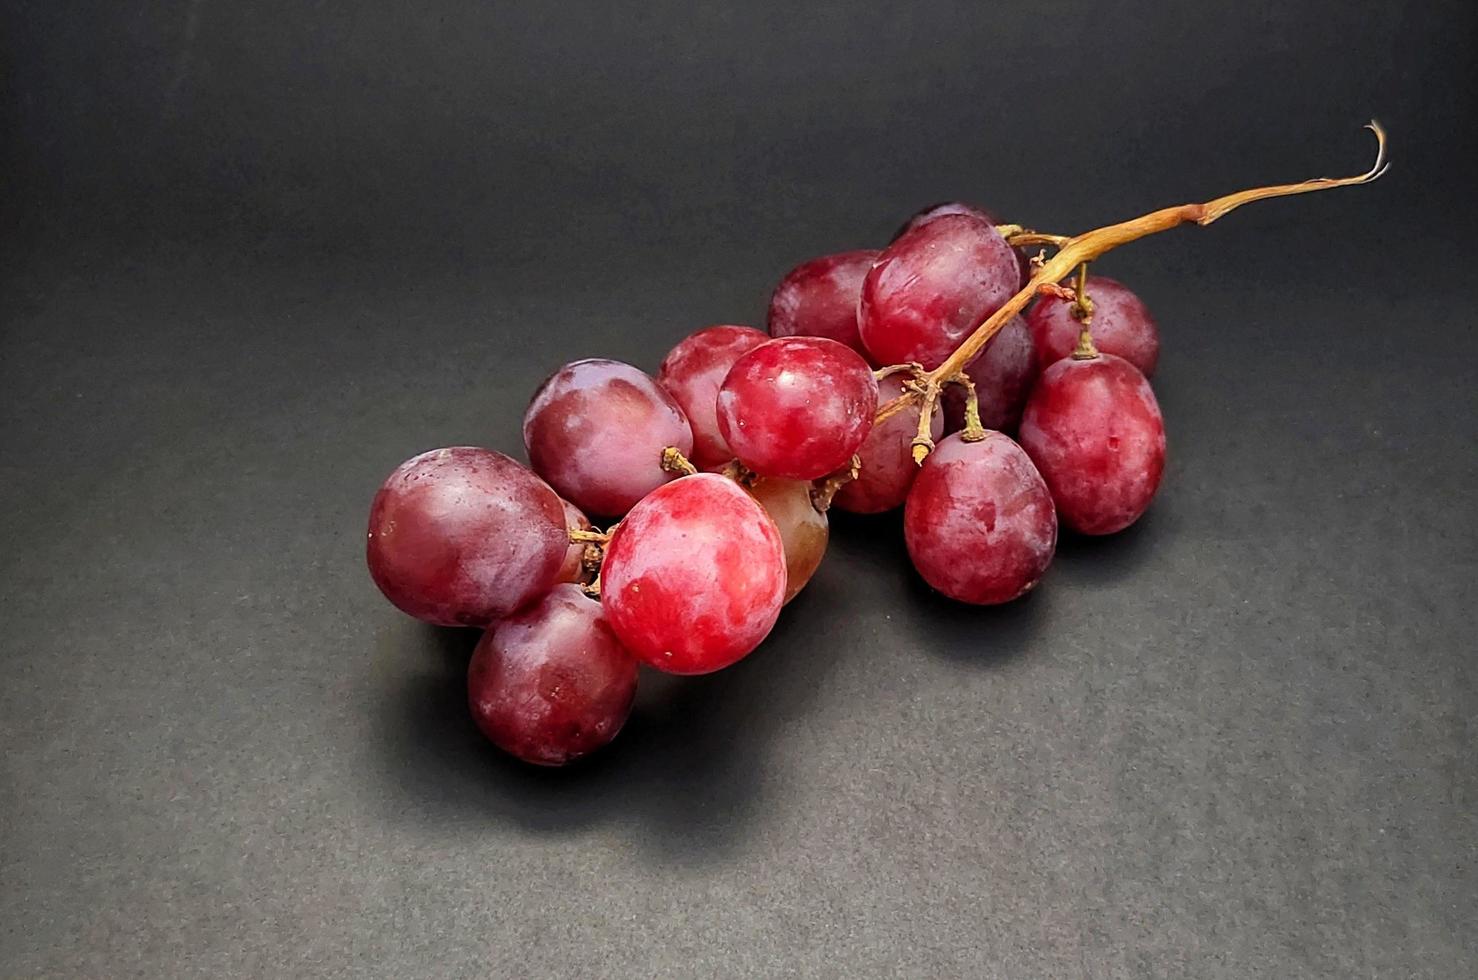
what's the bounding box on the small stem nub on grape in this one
[810,455,861,512]
[580,542,604,574]
[719,458,758,486]
[571,526,614,593]
[660,446,699,476]
[1069,262,1100,360]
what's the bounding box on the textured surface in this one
[2,1,1475,977]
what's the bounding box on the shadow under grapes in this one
[369,600,845,863]
[828,506,1048,669]
[1051,505,1165,585]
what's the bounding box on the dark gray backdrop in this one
[3,2,1474,977]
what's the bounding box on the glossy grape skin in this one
[523,359,694,518]
[833,374,943,515]
[941,314,1038,433]
[1026,275,1160,376]
[467,585,638,766]
[555,498,594,585]
[715,337,878,481]
[746,477,828,603]
[656,325,769,469]
[859,213,1022,370]
[366,447,567,626]
[767,250,880,358]
[904,432,1058,605]
[601,474,786,674]
[893,201,1032,288]
[1018,353,1166,535]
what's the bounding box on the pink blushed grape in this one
[859,213,1022,370]
[715,337,878,481]
[467,585,638,766]
[523,359,694,518]
[366,447,567,626]
[894,201,1033,288]
[1018,353,1166,535]
[656,325,769,469]
[904,432,1057,605]
[600,474,786,674]
[767,250,880,358]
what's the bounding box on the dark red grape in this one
[1018,353,1166,535]
[601,474,786,674]
[746,477,828,603]
[715,337,878,481]
[367,447,566,626]
[1026,275,1160,376]
[767,250,880,358]
[904,432,1057,605]
[833,374,943,515]
[893,201,1032,288]
[467,584,638,766]
[523,359,694,518]
[940,314,1038,433]
[555,498,594,585]
[859,213,1021,370]
[656,324,769,469]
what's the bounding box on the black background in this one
[3,2,1475,977]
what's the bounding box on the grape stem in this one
[1007,230,1072,249]
[810,455,861,512]
[941,373,987,442]
[875,121,1390,437]
[1069,262,1099,360]
[907,379,942,465]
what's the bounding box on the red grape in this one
[941,314,1038,433]
[894,201,1032,288]
[859,213,1021,370]
[833,374,943,515]
[467,584,638,766]
[766,250,880,358]
[523,359,694,518]
[716,337,878,481]
[1025,275,1160,376]
[601,474,786,674]
[367,447,566,626]
[555,498,594,585]
[656,324,769,469]
[904,432,1057,605]
[1018,353,1166,535]
[746,477,829,603]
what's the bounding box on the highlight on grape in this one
[366,123,1388,766]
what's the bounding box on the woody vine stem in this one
[876,121,1391,458]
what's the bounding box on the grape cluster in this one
[366,125,1387,766]
[367,201,1167,766]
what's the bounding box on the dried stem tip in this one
[660,446,699,476]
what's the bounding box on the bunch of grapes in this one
[366,126,1388,766]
